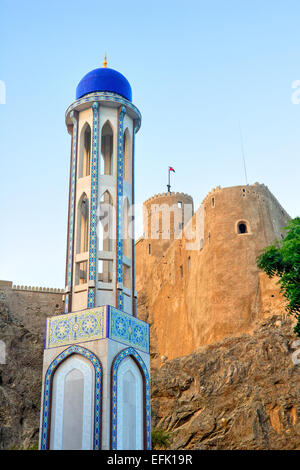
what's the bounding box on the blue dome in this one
[76,67,132,101]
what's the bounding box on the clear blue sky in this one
[1,0,300,288]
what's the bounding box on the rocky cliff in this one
[0,286,63,450]
[151,314,300,450]
[0,301,43,449]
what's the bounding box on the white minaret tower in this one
[39,57,151,450]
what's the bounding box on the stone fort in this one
[136,182,290,367]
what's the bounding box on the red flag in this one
[169,166,175,173]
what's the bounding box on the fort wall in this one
[0,282,64,335]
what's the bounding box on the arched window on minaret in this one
[98,191,113,252]
[123,196,131,291]
[123,128,131,183]
[123,197,131,259]
[79,123,91,178]
[98,191,113,284]
[77,193,89,254]
[101,121,113,176]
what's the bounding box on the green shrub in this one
[10,441,39,450]
[26,441,39,450]
[257,217,300,336]
[151,427,172,449]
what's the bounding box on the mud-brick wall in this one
[0,282,64,334]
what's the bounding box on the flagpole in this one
[167,167,171,193]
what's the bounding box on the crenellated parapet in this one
[144,191,193,205]
[12,285,64,294]
[0,281,64,294]
[141,191,194,257]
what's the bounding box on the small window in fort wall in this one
[148,244,151,255]
[187,256,191,271]
[238,223,247,233]
[177,201,182,209]
[211,197,215,207]
[236,220,250,235]
[180,265,183,278]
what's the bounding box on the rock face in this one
[151,314,300,450]
[0,284,63,449]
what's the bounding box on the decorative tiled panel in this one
[116,106,126,311]
[41,345,102,450]
[109,306,150,354]
[44,306,150,354]
[45,307,106,349]
[88,102,99,308]
[111,347,151,450]
[65,111,78,313]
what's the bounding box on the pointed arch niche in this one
[101,121,113,176]
[98,190,113,284]
[123,128,131,183]
[79,123,91,178]
[75,193,89,286]
[77,193,89,254]
[110,347,151,450]
[123,197,131,259]
[40,345,103,450]
[98,191,113,252]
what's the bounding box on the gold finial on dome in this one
[103,54,108,68]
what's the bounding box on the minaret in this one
[64,55,138,316]
[39,58,151,450]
